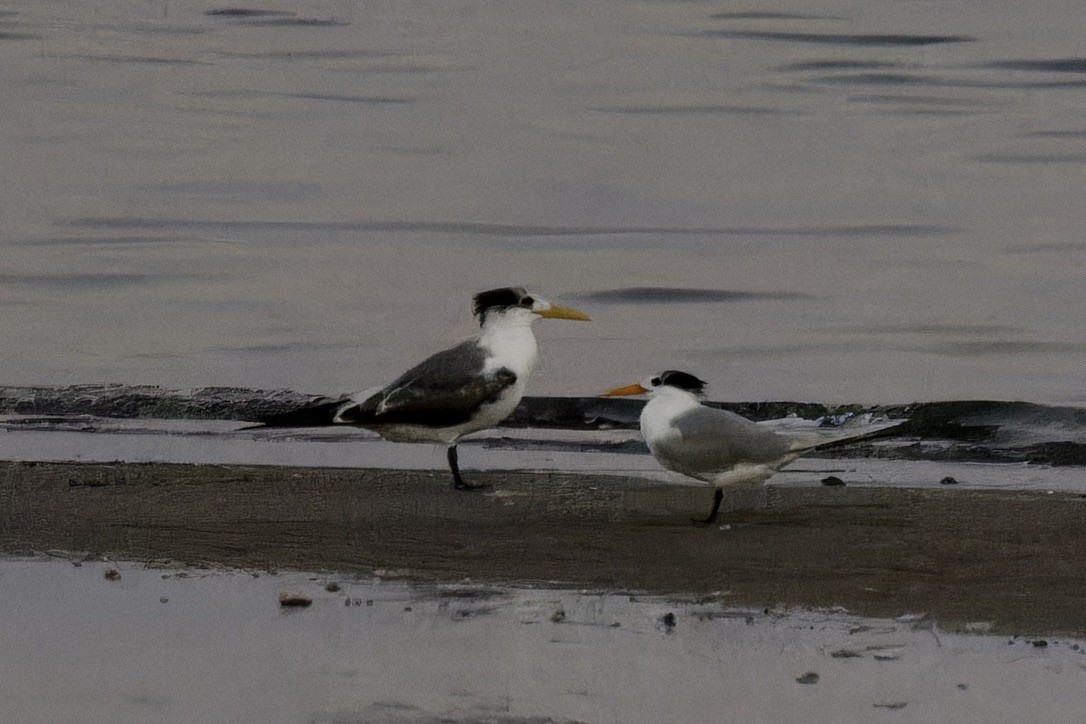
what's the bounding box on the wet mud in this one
[4,459,1086,635]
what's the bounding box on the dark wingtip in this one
[252,398,345,427]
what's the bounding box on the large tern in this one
[604,370,901,524]
[257,287,590,490]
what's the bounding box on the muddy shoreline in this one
[4,459,1085,636]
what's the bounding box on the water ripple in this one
[971,153,1086,164]
[986,59,1086,73]
[65,217,959,238]
[596,104,794,116]
[204,8,294,17]
[709,12,844,20]
[690,30,975,46]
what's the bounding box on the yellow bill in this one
[537,304,591,321]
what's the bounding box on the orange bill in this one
[601,383,649,397]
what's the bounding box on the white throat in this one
[478,310,539,378]
[641,386,703,429]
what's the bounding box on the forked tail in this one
[787,417,909,454]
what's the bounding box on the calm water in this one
[1,0,1085,404]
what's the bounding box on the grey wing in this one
[654,406,793,476]
[336,340,517,428]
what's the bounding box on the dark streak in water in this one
[828,323,1023,336]
[849,93,998,107]
[93,24,206,36]
[811,73,1086,90]
[65,218,958,239]
[0,273,153,289]
[241,18,347,27]
[135,180,324,203]
[986,59,1086,73]
[59,53,213,66]
[922,341,1086,357]
[597,104,794,116]
[205,8,295,17]
[813,72,943,86]
[212,49,395,60]
[1003,241,1086,254]
[570,287,809,304]
[709,12,843,20]
[0,32,42,41]
[971,153,1086,164]
[780,60,899,71]
[872,109,978,117]
[1021,129,1086,138]
[690,30,975,46]
[16,236,216,247]
[0,271,224,289]
[272,92,412,105]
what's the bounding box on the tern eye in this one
[650,377,662,387]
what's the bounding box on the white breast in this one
[640,388,700,450]
[479,319,539,380]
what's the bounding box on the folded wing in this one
[336,340,518,429]
[654,405,794,477]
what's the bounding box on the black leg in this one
[692,488,724,526]
[448,444,486,491]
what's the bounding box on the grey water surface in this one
[1,0,1085,404]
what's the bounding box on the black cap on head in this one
[659,370,707,394]
[472,287,533,318]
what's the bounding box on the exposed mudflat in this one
[5,459,1086,636]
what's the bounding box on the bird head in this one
[472,287,591,326]
[602,370,707,398]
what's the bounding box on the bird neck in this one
[478,313,539,377]
[644,386,703,418]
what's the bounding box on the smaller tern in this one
[603,370,902,525]
[255,287,590,490]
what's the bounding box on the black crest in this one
[472,287,531,318]
[659,370,707,394]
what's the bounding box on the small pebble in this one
[957,683,969,691]
[278,592,313,608]
[103,569,121,581]
[939,476,958,485]
[830,649,861,658]
[550,608,566,623]
[324,582,341,593]
[821,476,845,486]
[658,612,676,633]
[159,597,169,604]
[796,672,820,685]
[1032,639,1048,648]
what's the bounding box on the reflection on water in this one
[1,0,1084,404]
